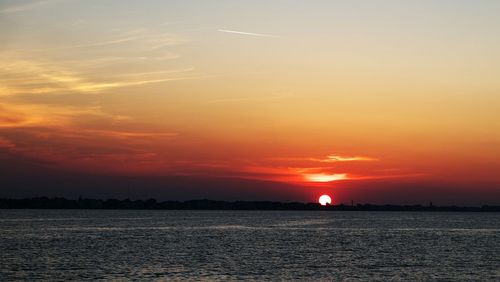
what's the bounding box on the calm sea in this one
[0,210,499,281]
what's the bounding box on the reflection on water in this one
[0,210,499,281]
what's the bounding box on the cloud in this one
[269,154,377,163]
[294,165,425,183]
[0,58,200,95]
[0,103,46,127]
[0,112,180,174]
[257,153,427,185]
[303,173,348,182]
[218,29,276,38]
[0,137,16,149]
[82,129,178,139]
[0,102,131,129]
[63,75,201,93]
[29,28,188,52]
[0,23,196,175]
[318,155,378,162]
[0,26,195,96]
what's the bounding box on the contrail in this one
[217,29,275,37]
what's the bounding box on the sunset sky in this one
[1,0,500,204]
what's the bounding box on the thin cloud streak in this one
[268,154,378,163]
[218,29,276,38]
[319,155,378,162]
[304,173,348,183]
[0,137,16,149]
[0,58,200,95]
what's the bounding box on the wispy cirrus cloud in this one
[0,102,129,128]
[315,154,377,162]
[269,154,377,163]
[0,26,194,96]
[0,58,200,95]
[0,22,194,174]
[83,129,178,139]
[35,29,188,52]
[218,29,276,38]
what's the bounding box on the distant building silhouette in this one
[0,197,498,211]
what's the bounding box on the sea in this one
[0,210,499,281]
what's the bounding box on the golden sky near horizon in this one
[1,0,500,198]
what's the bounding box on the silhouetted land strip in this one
[0,198,499,211]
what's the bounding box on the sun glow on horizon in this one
[305,173,348,183]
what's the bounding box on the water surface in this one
[1,210,499,281]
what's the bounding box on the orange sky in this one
[1,0,500,204]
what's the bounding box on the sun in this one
[318,194,332,206]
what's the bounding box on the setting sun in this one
[318,195,332,206]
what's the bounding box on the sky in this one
[1,0,500,205]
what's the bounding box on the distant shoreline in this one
[0,198,499,212]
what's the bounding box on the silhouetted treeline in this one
[0,197,499,211]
